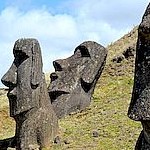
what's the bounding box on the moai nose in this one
[1,64,17,88]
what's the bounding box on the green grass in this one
[0,91,15,139]
[0,69,141,150]
[0,27,142,149]
[51,74,141,150]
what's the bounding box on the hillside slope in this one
[0,26,142,150]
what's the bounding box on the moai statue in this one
[1,39,58,150]
[48,41,107,119]
[128,3,150,149]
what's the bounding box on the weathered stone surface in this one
[54,136,61,144]
[128,2,150,121]
[48,41,107,118]
[128,3,150,149]
[0,137,16,149]
[92,130,99,137]
[135,123,150,150]
[1,39,58,149]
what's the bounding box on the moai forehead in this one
[14,38,43,86]
[13,38,39,57]
[49,41,107,118]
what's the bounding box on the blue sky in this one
[0,0,149,87]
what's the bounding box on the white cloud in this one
[0,7,79,83]
[0,1,149,86]
[64,0,149,29]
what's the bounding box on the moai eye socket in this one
[14,50,29,67]
[14,50,28,58]
[74,45,91,57]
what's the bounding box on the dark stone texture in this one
[48,41,107,118]
[128,3,150,121]
[1,39,58,150]
[128,3,150,149]
[111,46,135,64]
[54,136,61,144]
[123,47,135,59]
[92,130,99,137]
[135,123,150,150]
[63,139,70,145]
[0,137,16,150]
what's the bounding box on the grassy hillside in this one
[0,26,142,150]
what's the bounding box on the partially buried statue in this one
[1,39,58,149]
[128,3,150,150]
[48,41,107,119]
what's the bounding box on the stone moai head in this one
[128,3,150,121]
[1,39,58,149]
[1,38,43,117]
[48,41,107,118]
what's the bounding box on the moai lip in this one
[1,38,58,150]
[48,41,107,119]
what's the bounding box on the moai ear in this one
[80,42,107,93]
[81,59,106,93]
[31,40,43,89]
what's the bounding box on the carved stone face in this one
[48,41,107,118]
[1,39,42,117]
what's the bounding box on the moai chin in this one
[1,39,58,150]
[128,3,150,149]
[48,41,107,119]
